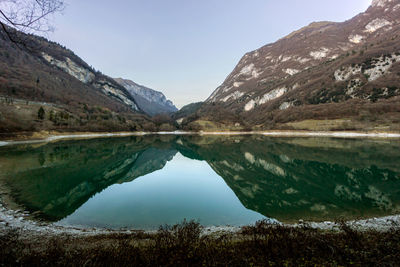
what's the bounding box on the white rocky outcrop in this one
[222,86,231,93]
[364,18,392,33]
[330,55,339,60]
[279,101,294,110]
[296,57,311,64]
[244,99,257,112]
[292,83,300,90]
[244,87,288,111]
[259,87,287,105]
[349,34,364,44]
[363,54,400,81]
[281,56,292,62]
[334,53,400,82]
[114,78,176,112]
[42,53,138,110]
[284,68,300,76]
[95,80,138,110]
[334,65,362,81]
[372,0,393,7]
[233,82,243,88]
[238,63,262,80]
[220,91,244,102]
[346,79,362,96]
[239,63,255,76]
[42,53,95,84]
[310,48,330,60]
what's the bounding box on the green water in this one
[0,135,399,229]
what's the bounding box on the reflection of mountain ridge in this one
[0,136,177,220]
[1,135,400,223]
[174,136,400,222]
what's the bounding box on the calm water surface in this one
[0,135,399,229]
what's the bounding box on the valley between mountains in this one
[1,0,400,137]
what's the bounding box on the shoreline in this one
[1,130,400,146]
[1,199,399,237]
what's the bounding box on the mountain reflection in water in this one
[0,135,399,228]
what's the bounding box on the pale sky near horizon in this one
[48,0,372,108]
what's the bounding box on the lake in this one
[0,135,399,230]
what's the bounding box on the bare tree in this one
[0,0,64,43]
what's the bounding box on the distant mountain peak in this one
[114,78,178,116]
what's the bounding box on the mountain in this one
[0,27,174,134]
[114,78,177,116]
[188,0,400,131]
[172,102,203,124]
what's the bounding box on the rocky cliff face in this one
[40,53,139,112]
[114,78,177,116]
[197,0,400,130]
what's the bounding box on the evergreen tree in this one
[38,106,45,120]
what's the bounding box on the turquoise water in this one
[0,135,399,229]
[58,153,265,229]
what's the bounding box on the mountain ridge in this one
[0,27,176,133]
[114,78,178,116]
[184,0,400,131]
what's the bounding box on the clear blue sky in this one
[49,0,371,108]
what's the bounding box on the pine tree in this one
[38,106,45,120]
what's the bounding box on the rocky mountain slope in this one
[0,27,177,134]
[114,78,177,116]
[186,0,400,131]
